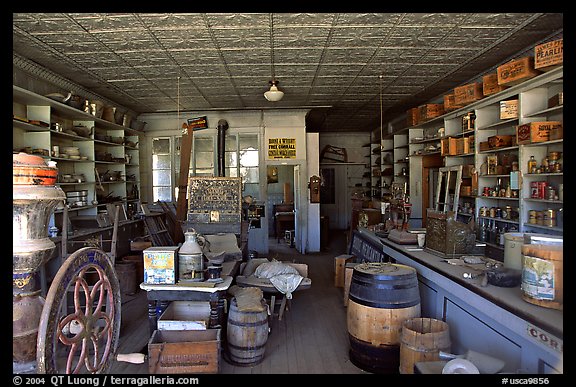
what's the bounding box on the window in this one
[151,137,172,202]
[153,133,260,202]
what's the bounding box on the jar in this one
[527,155,537,174]
[504,205,512,220]
[489,207,497,218]
[480,206,489,217]
[178,230,205,282]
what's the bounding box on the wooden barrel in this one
[347,262,421,374]
[521,240,563,310]
[115,260,137,295]
[226,298,269,366]
[399,317,451,374]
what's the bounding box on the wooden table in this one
[139,260,239,335]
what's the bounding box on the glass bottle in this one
[527,156,537,174]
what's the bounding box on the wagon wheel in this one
[36,247,121,374]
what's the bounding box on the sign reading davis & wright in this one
[268,138,296,159]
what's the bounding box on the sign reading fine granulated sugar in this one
[268,138,296,159]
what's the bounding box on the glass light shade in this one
[264,85,284,101]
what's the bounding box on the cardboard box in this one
[444,93,464,111]
[516,121,561,144]
[148,329,221,374]
[418,104,445,122]
[500,99,519,119]
[488,135,514,149]
[483,73,507,96]
[158,301,211,331]
[497,57,541,86]
[534,38,563,71]
[143,246,178,284]
[454,82,484,105]
[406,107,420,126]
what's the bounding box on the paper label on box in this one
[521,255,555,300]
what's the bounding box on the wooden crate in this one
[482,73,507,96]
[455,138,465,155]
[418,104,444,122]
[497,57,541,86]
[488,135,514,149]
[443,93,464,111]
[334,254,355,288]
[406,107,421,126]
[454,82,483,105]
[440,137,458,156]
[158,301,211,331]
[516,121,561,145]
[479,141,490,152]
[534,38,563,71]
[500,99,518,119]
[148,329,221,374]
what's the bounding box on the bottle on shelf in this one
[527,155,537,174]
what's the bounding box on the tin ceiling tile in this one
[12,12,562,133]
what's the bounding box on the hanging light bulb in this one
[264,80,284,102]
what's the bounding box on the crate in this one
[418,104,445,122]
[549,124,563,141]
[334,254,355,288]
[482,73,507,96]
[148,329,221,374]
[444,93,464,111]
[479,141,490,152]
[406,107,421,126]
[440,137,458,156]
[500,99,518,119]
[488,135,514,149]
[143,246,178,284]
[158,301,211,331]
[497,57,541,86]
[534,38,563,71]
[516,121,561,145]
[455,138,465,155]
[454,82,483,105]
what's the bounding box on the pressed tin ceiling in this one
[12,12,563,133]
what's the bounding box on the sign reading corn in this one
[268,138,296,159]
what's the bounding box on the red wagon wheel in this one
[36,247,121,374]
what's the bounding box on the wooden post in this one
[176,123,194,222]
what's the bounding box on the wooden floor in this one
[109,230,367,374]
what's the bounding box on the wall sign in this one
[185,116,209,131]
[268,137,296,159]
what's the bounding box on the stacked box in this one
[440,137,458,156]
[455,138,465,155]
[500,99,519,119]
[516,121,561,144]
[406,107,420,126]
[497,57,541,86]
[158,301,211,331]
[483,73,507,96]
[534,38,563,71]
[444,94,464,111]
[488,135,514,149]
[143,246,178,284]
[454,82,484,105]
[418,103,444,122]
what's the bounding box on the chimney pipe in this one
[217,119,228,177]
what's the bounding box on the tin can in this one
[489,207,496,218]
[538,181,547,199]
[536,211,544,225]
[530,182,539,199]
[543,209,556,227]
[546,186,556,201]
[528,210,538,224]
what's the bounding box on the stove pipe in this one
[217,119,228,177]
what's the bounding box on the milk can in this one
[178,230,205,282]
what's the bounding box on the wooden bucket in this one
[521,240,563,310]
[399,317,451,374]
[226,298,269,366]
[115,260,137,295]
[347,262,421,374]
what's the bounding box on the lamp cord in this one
[269,13,276,81]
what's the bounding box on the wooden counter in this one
[355,228,563,374]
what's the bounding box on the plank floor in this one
[108,230,368,374]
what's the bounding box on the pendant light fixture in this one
[264,79,284,102]
[264,14,284,102]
